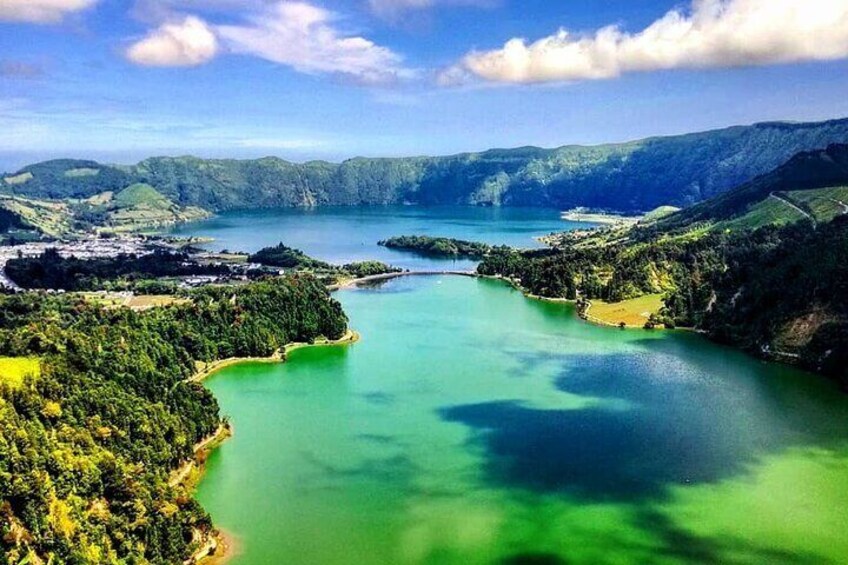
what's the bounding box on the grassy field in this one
[588,294,664,328]
[81,293,188,310]
[0,195,75,237]
[127,295,188,310]
[787,186,848,222]
[717,197,806,232]
[3,172,33,185]
[0,357,41,388]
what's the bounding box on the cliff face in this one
[5,118,848,213]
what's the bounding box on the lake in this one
[196,275,848,565]
[167,206,595,271]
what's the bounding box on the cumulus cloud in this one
[126,16,218,67]
[217,2,409,84]
[0,0,98,23]
[446,0,848,84]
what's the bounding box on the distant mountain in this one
[4,118,848,213]
[645,144,848,234]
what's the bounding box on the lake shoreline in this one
[178,329,360,564]
[560,209,642,225]
[190,330,361,384]
[335,270,664,331]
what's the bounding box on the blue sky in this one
[2,0,848,170]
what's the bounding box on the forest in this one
[249,243,332,270]
[378,235,496,259]
[0,276,348,563]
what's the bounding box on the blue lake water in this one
[168,206,593,271]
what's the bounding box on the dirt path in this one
[769,192,815,224]
[831,198,848,215]
[169,423,230,488]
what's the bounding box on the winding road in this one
[769,192,814,224]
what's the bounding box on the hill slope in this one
[645,144,848,234]
[478,146,848,384]
[5,118,848,213]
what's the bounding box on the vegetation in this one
[249,243,332,270]
[478,144,848,382]
[341,261,402,278]
[5,249,230,291]
[379,235,497,259]
[643,144,848,237]
[74,184,210,233]
[0,357,40,389]
[5,119,848,214]
[0,276,348,563]
[0,195,74,239]
[587,294,664,328]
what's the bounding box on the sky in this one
[2,0,848,171]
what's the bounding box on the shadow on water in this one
[632,510,827,565]
[440,345,848,502]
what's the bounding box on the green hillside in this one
[80,184,210,232]
[4,118,848,213]
[478,146,848,384]
[643,144,848,236]
[113,183,172,208]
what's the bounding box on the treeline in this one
[249,243,332,270]
[250,242,401,279]
[0,276,348,563]
[379,235,497,259]
[6,248,229,291]
[341,261,403,278]
[479,217,848,385]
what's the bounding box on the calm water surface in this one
[196,276,848,565]
[168,206,593,270]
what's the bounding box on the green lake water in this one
[196,275,848,565]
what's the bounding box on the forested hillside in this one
[644,144,848,235]
[478,146,848,385]
[0,277,347,563]
[4,118,848,213]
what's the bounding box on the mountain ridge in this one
[5,117,848,213]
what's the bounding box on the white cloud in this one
[447,0,848,84]
[0,0,98,23]
[217,2,409,84]
[126,16,218,67]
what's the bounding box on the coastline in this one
[561,209,642,225]
[190,329,360,384]
[478,274,665,329]
[182,273,660,564]
[177,329,360,564]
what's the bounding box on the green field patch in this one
[588,294,664,327]
[114,183,172,209]
[717,197,806,232]
[64,167,100,178]
[3,172,33,185]
[0,357,41,388]
[786,186,848,223]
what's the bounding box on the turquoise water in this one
[168,206,593,271]
[196,276,848,565]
